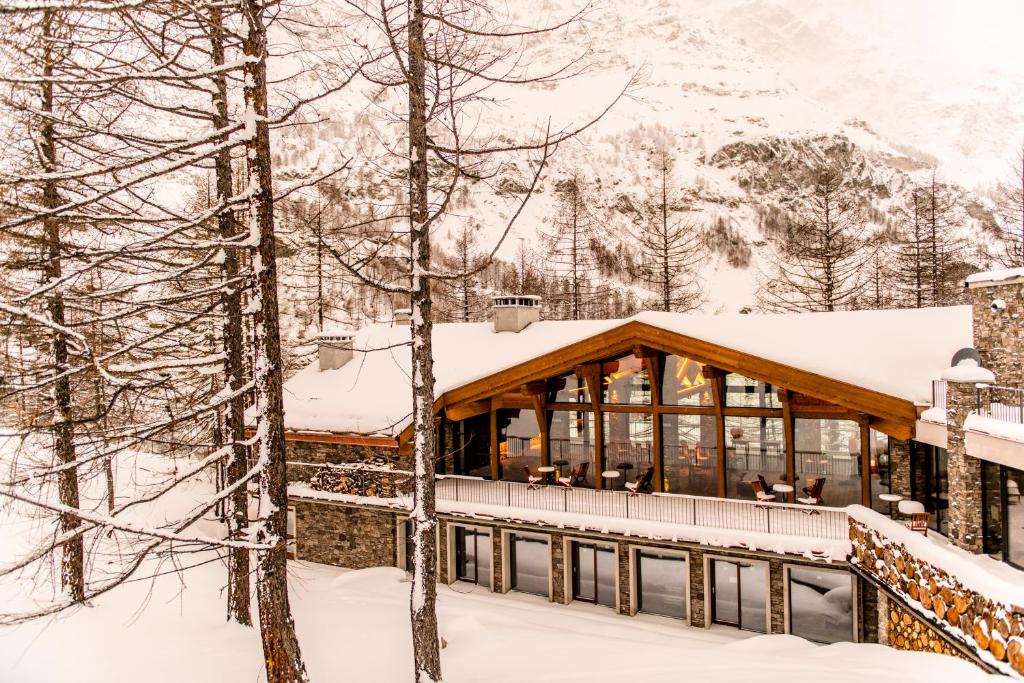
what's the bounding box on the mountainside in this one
[269,0,1021,343]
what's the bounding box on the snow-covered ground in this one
[0,560,1005,683]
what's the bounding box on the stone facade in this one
[285,439,402,482]
[292,498,399,568]
[946,379,985,553]
[889,438,912,500]
[968,279,1024,390]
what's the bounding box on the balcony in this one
[435,475,849,554]
[932,379,1024,424]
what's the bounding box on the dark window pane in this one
[602,355,651,405]
[869,430,891,514]
[455,527,489,587]
[1007,466,1024,567]
[788,568,853,643]
[572,542,615,608]
[498,409,542,482]
[663,414,718,497]
[794,418,862,507]
[725,416,785,500]
[511,535,549,597]
[637,552,687,619]
[725,374,778,408]
[454,414,491,478]
[983,461,1003,556]
[662,355,713,406]
[403,518,414,571]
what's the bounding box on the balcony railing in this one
[932,379,1024,425]
[436,475,848,540]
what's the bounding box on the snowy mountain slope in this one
[269,0,1017,319]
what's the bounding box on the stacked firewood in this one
[849,520,1024,676]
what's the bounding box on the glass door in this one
[571,542,616,607]
[454,527,490,587]
[711,559,767,633]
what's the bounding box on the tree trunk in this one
[408,1,443,680]
[40,9,85,604]
[211,4,252,628]
[241,1,307,679]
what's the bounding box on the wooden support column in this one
[577,364,604,489]
[636,345,663,492]
[779,388,796,503]
[489,398,500,481]
[521,381,550,467]
[706,366,727,498]
[859,413,871,508]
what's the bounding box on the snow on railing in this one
[931,380,1024,425]
[435,475,848,541]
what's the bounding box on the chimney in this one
[492,295,541,333]
[317,331,354,371]
[394,308,412,326]
[964,268,1024,389]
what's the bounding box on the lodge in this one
[279,272,1024,676]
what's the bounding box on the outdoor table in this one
[602,470,621,489]
[616,462,634,486]
[553,459,570,478]
[538,465,555,483]
[879,492,903,517]
[772,483,794,500]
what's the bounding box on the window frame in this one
[783,563,858,644]
[563,536,619,610]
[628,545,690,623]
[704,554,771,634]
[501,529,552,599]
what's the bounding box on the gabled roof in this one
[280,306,972,438]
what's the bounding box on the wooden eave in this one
[439,320,918,430]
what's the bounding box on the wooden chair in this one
[798,477,825,506]
[523,466,543,490]
[746,479,776,502]
[626,466,655,497]
[908,512,931,535]
[560,462,589,488]
[757,474,776,497]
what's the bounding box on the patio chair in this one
[757,474,776,496]
[560,462,589,488]
[523,466,543,490]
[746,479,776,502]
[625,466,655,497]
[798,477,825,505]
[908,511,931,535]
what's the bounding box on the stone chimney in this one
[317,331,354,371]
[965,268,1024,389]
[492,295,541,333]
[394,308,412,326]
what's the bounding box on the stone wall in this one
[946,380,985,553]
[292,498,399,568]
[850,515,1024,676]
[285,439,402,482]
[968,279,1024,390]
[889,439,912,500]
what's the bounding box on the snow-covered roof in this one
[965,267,1024,287]
[281,306,972,437]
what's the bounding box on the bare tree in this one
[992,144,1024,268]
[540,174,606,320]
[630,150,703,312]
[758,165,869,312]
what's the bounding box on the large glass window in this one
[787,567,853,643]
[711,559,767,633]
[725,416,785,500]
[983,461,1004,557]
[454,414,491,478]
[1005,466,1024,568]
[662,414,717,497]
[725,373,778,409]
[550,372,589,404]
[869,430,891,514]
[661,355,712,406]
[509,534,549,597]
[921,446,949,534]
[571,541,616,607]
[454,526,490,588]
[549,410,595,488]
[604,412,653,487]
[497,409,542,482]
[402,518,414,571]
[602,355,651,405]
[636,551,687,619]
[794,418,862,507]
